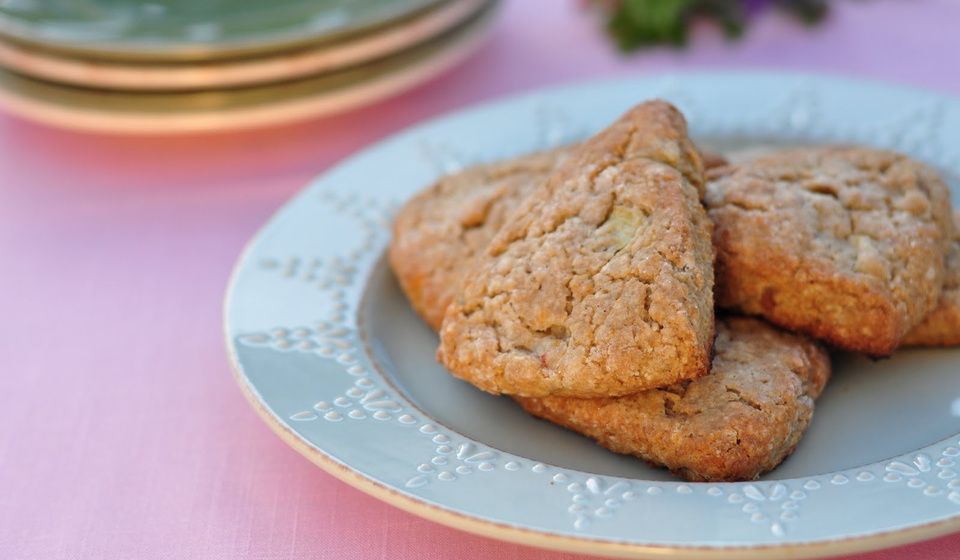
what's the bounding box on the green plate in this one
[0,0,496,133]
[0,0,486,91]
[0,0,446,61]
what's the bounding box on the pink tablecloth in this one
[3,1,960,558]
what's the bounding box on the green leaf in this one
[607,0,697,51]
[602,0,829,52]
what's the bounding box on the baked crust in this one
[390,149,726,333]
[389,148,571,331]
[516,317,831,482]
[706,147,953,356]
[903,210,960,346]
[389,140,829,481]
[436,101,714,397]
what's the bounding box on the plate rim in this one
[0,1,496,134]
[224,71,960,558]
[225,361,960,559]
[0,0,488,91]
[0,0,449,62]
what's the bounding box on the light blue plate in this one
[225,73,960,558]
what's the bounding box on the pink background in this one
[3,1,960,558]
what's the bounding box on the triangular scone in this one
[708,147,953,356]
[389,151,826,482]
[390,146,725,333]
[516,317,830,482]
[390,148,572,331]
[904,210,960,346]
[437,101,714,398]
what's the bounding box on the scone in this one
[517,317,830,482]
[437,100,715,398]
[390,148,571,331]
[707,147,953,356]
[390,149,725,332]
[903,210,960,346]
[390,149,827,481]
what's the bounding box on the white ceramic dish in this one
[225,73,960,558]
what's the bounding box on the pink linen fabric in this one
[2,1,960,558]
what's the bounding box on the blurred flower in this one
[591,0,829,51]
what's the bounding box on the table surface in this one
[3,1,960,558]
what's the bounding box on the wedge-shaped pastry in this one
[390,152,825,481]
[516,317,830,482]
[904,211,960,346]
[437,101,714,398]
[390,148,572,331]
[390,146,726,332]
[707,147,953,356]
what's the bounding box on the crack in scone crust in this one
[903,210,960,346]
[516,317,831,482]
[707,147,953,356]
[437,101,715,398]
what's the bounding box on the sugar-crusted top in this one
[707,147,952,355]
[389,148,570,331]
[438,101,715,397]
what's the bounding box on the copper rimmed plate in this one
[0,0,446,61]
[0,0,487,91]
[0,1,496,133]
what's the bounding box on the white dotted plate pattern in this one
[225,73,960,555]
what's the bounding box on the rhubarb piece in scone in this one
[438,100,714,398]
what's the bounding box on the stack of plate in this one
[0,0,496,132]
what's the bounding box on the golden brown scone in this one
[390,155,827,481]
[437,101,714,398]
[389,148,571,331]
[707,147,953,356]
[904,210,960,346]
[516,317,831,482]
[391,147,726,331]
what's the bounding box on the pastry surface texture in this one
[389,148,570,331]
[390,147,727,333]
[437,101,715,398]
[706,147,953,355]
[516,317,831,482]
[903,210,960,346]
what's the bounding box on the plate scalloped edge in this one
[225,72,960,558]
